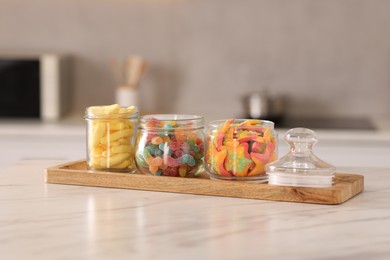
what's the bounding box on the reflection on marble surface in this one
[1,160,390,260]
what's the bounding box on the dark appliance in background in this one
[0,53,70,121]
[243,92,286,124]
[0,59,40,117]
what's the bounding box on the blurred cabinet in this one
[0,123,85,171]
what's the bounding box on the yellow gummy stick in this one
[108,121,130,131]
[90,122,107,146]
[98,152,131,168]
[100,129,133,144]
[112,145,133,154]
[111,159,131,169]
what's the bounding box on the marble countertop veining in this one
[1,160,390,260]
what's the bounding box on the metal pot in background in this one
[243,92,287,123]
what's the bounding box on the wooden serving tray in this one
[45,160,364,205]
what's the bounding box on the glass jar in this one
[135,114,204,177]
[205,119,277,182]
[85,104,138,172]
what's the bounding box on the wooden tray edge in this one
[45,160,364,205]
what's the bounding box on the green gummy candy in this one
[146,145,157,155]
[194,152,203,160]
[158,143,167,151]
[192,146,200,153]
[143,149,152,162]
[180,154,196,167]
[155,149,163,157]
[136,153,148,167]
[164,124,173,129]
[187,139,200,153]
[156,169,163,176]
[159,142,173,156]
[187,139,195,146]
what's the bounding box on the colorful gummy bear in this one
[135,117,204,177]
[206,119,277,178]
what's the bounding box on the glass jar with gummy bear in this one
[205,119,277,182]
[135,114,205,177]
[85,104,138,173]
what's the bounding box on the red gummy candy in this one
[218,164,232,176]
[146,118,161,128]
[237,134,258,143]
[163,167,179,177]
[146,133,158,142]
[164,155,181,167]
[240,142,251,159]
[181,142,190,152]
[216,134,224,151]
[252,142,266,154]
[174,149,185,158]
[169,142,182,151]
[266,142,275,154]
[196,138,203,146]
[170,141,189,152]
[251,151,270,164]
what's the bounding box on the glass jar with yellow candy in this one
[205,119,277,182]
[85,104,138,172]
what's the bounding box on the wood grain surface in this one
[45,160,364,205]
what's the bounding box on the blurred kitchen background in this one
[2,0,390,125]
[2,0,390,172]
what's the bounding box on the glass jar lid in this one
[266,128,336,187]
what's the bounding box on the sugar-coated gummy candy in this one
[150,157,163,167]
[151,136,163,145]
[179,166,187,177]
[174,149,185,158]
[149,165,159,174]
[169,142,182,151]
[146,145,158,156]
[158,143,168,151]
[179,154,196,167]
[187,139,200,153]
[136,154,148,168]
[164,156,181,167]
[164,124,173,129]
[163,167,179,177]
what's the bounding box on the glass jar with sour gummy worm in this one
[205,119,278,182]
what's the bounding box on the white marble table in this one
[1,160,390,260]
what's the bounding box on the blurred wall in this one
[1,0,390,121]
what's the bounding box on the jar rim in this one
[84,111,139,119]
[208,119,274,128]
[84,105,139,119]
[139,114,204,129]
[140,114,203,121]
